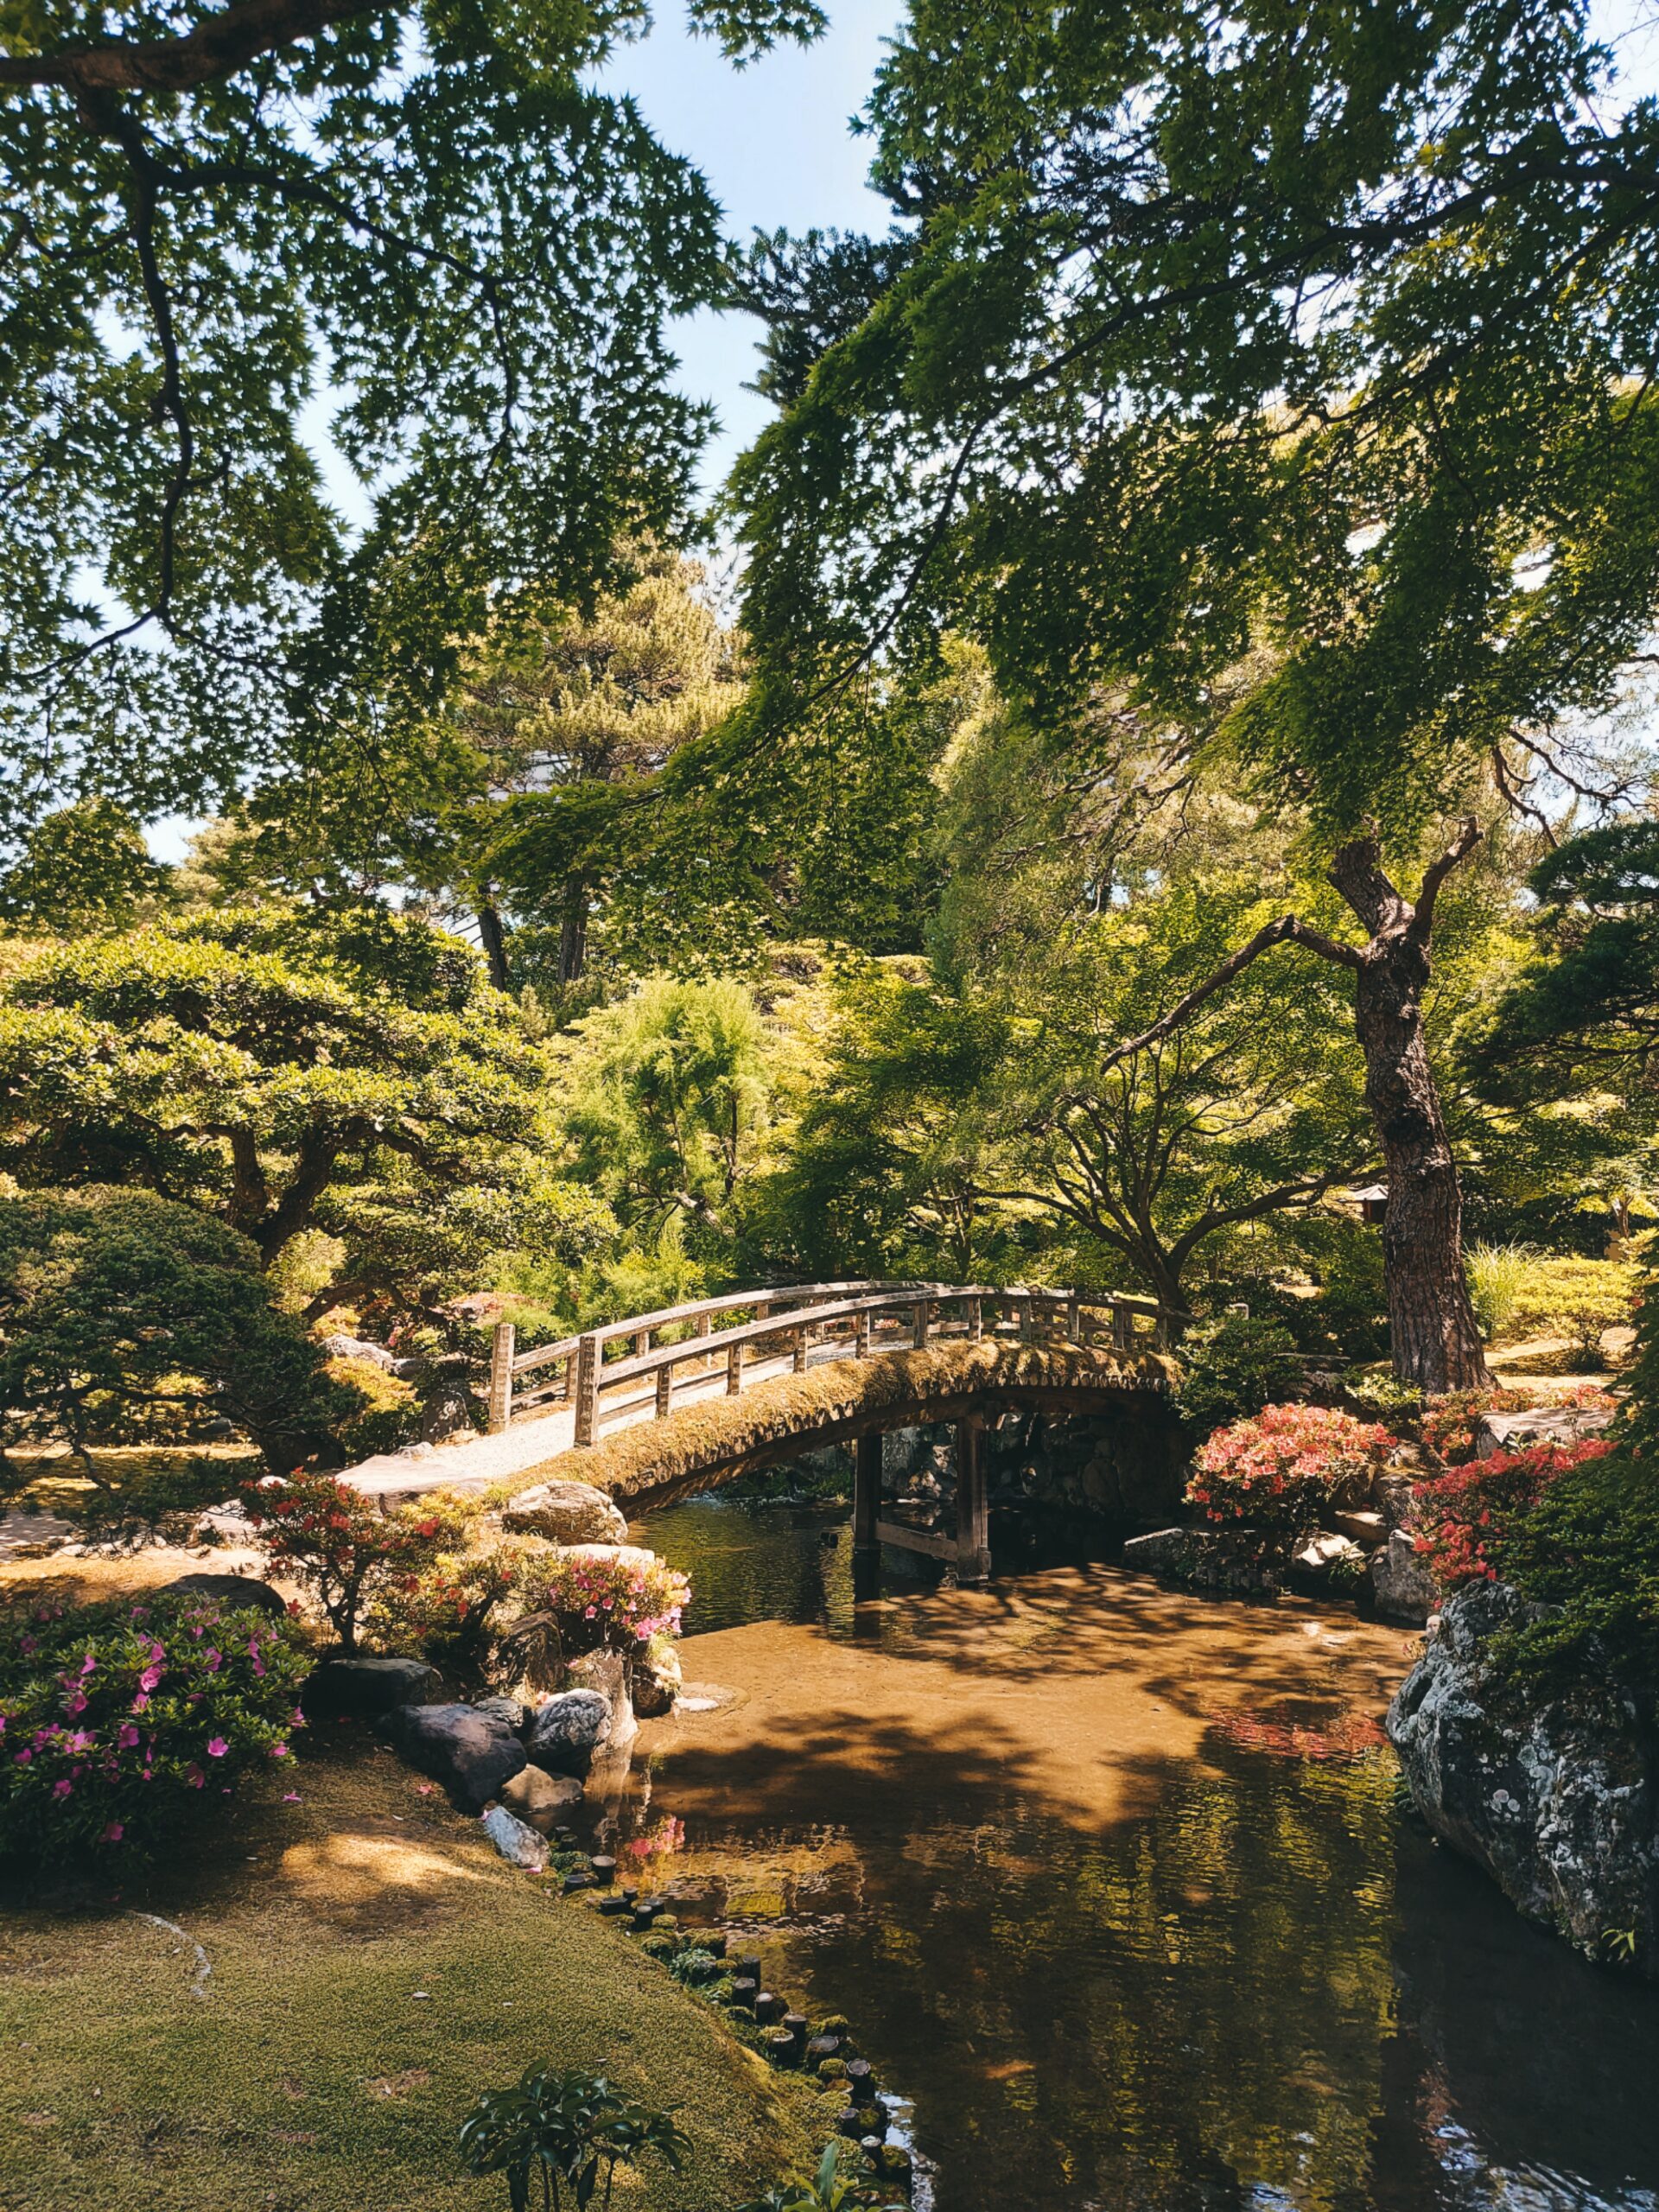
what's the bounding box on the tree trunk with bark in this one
[1329,835,1489,1392]
[557,872,589,985]
[1094,820,1491,1393]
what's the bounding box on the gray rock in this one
[524,1689,612,1777]
[566,1647,637,1754]
[1292,1531,1366,1580]
[473,1694,527,1733]
[157,1572,290,1619]
[500,1480,628,1545]
[499,1764,584,1829]
[632,1641,682,1719]
[1476,1406,1615,1459]
[378,1701,526,1814]
[1370,1529,1440,1624]
[303,1655,442,1720]
[1389,1580,1659,1977]
[480,1803,550,1871]
[321,1332,399,1371]
[1371,1472,1418,1530]
[1122,1526,1281,1597]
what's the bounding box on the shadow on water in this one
[617,1494,1659,2212]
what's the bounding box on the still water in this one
[610,1497,1659,2212]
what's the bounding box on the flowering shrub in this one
[1186,1403,1389,1541]
[1421,1387,1540,1467]
[519,1547,690,1656]
[368,1535,535,1685]
[1414,1440,1615,1586]
[241,1472,475,1654]
[0,1589,308,1864]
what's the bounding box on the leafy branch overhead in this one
[0,0,823,843]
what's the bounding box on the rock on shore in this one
[1388,1580,1659,1977]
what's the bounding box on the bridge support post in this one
[853,1434,881,1585]
[955,1416,990,1585]
[488,1322,515,1433]
[574,1332,601,1447]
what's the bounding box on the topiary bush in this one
[1173,1313,1305,1435]
[1186,1403,1389,1548]
[0,1588,309,1866]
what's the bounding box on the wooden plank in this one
[573,1332,600,1448]
[655,1364,672,1417]
[874,1519,957,1561]
[512,1332,581,1377]
[487,1320,515,1433]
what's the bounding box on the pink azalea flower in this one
[19,1635,36,1656]
[79,1653,97,1675]
[13,1749,30,1765]
[206,1736,229,1758]
[137,1666,162,1694]
[65,1691,87,1717]
[101,1822,124,1844]
[204,1649,222,1672]
[269,1743,289,1758]
[117,1724,141,1751]
[282,1791,302,1803]
[52,1778,72,1798]
[131,1693,150,1713]
[186,1764,204,1788]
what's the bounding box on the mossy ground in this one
[0,1732,818,2211]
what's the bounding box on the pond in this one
[604,1496,1659,2212]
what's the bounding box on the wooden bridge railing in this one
[485,1279,1172,1449]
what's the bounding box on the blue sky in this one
[598,0,902,494]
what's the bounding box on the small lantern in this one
[1351,1183,1389,1224]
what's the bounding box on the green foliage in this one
[0,801,168,931]
[0,1186,348,1494]
[457,2063,690,2211]
[0,907,598,1325]
[0,0,824,846]
[556,976,784,1260]
[1173,1314,1306,1438]
[324,1355,421,1460]
[1491,1445,1659,1694]
[0,1588,309,1866]
[733,1,1659,847]
[735,2141,907,2212]
[1465,1242,1537,1343]
[1506,1257,1638,1363]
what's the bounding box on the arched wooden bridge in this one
[348,1280,1179,1583]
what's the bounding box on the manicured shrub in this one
[368,1534,534,1686]
[1414,1440,1616,1587]
[1495,1444,1659,1690]
[240,1471,471,1654]
[1420,1385,1540,1467]
[1506,1255,1639,1364]
[1186,1403,1389,1541]
[325,1353,421,1459]
[1174,1313,1305,1435]
[0,1589,308,1865]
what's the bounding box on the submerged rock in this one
[378,1700,526,1814]
[524,1688,612,1777]
[1388,1580,1659,1978]
[499,1763,584,1829]
[501,1480,628,1545]
[1370,1529,1440,1624]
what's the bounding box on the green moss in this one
[0,1739,817,2210]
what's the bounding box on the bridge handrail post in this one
[696,1310,712,1374]
[855,1307,870,1358]
[1112,1301,1132,1351]
[573,1332,601,1447]
[967,1294,982,1342]
[727,1338,743,1395]
[1066,1296,1081,1344]
[792,1324,809,1374]
[912,1298,930,1351]
[487,1321,515,1433]
[656,1363,673,1417]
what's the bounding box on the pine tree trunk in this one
[1332,836,1489,1394]
[558,873,588,984]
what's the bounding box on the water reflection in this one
[620,1496,1659,2212]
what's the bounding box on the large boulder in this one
[524,1689,612,1777]
[378,1701,526,1814]
[156,1572,289,1619]
[1370,1529,1440,1624]
[1122,1526,1281,1597]
[304,1655,442,1721]
[499,1764,584,1830]
[1476,1406,1616,1459]
[501,1481,628,1545]
[632,1640,682,1719]
[480,1803,549,1871]
[1389,1580,1659,1977]
[565,1647,637,1757]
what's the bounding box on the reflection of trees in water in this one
[638,1499,858,1637]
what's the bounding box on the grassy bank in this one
[0,1733,818,2212]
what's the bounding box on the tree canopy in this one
[0,0,822,847]
[732,0,1659,842]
